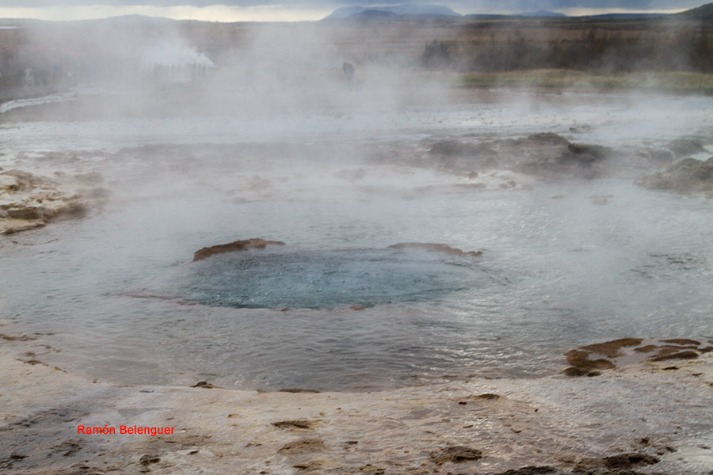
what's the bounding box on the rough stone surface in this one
[0,169,100,235]
[564,337,707,376]
[429,445,483,464]
[428,133,617,180]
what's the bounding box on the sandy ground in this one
[1,324,713,474]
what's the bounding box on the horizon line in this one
[0,4,694,24]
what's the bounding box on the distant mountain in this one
[324,4,461,21]
[324,6,367,20]
[463,14,510,20]
[581,13,664,20]
[349,10,400,21]
[677,2,713,20]
[91,14,176,25]
[519,10,567,18]
[388,4,461,17]
[464,10,566,20]
[458,0,702,11]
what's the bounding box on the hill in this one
[323,4,461,21]
[581,13,665,20]
[519,10,567,18]
[677,2,713,20]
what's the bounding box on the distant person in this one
[24,68,35,88]
[342,62,355,88]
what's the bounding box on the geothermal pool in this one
[1,89,713,391]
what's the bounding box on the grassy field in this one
[460,69,713,94]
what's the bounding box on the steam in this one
[140,40,214,69]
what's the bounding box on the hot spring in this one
[1,90,713,391]
[153,246,492,309]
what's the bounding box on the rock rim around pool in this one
[192,238,286,261]
[193,240,483,262]
[387,242,483,257]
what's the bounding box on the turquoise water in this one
[156,248,493,309]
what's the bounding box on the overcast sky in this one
[0,0,707,22]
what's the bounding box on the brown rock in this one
[563,367,589,377]
[499,467,558,475]
[565,349,616,371]
[0,333,37,342]
[650,350,699,362]
[579,338,643,358]
[475,393,501,400]
[278,438,326,454]
[272,420,317,430]
[293,460,324,471]
[1,170,46,191]
[193,238,286,261]
[5,206,42,220]
[1,219,46,235]
[430,445,483,464]
[661,338,701,346]
[358,464,385,474]
[574,452,659,473]
[602,453,660,469]
[139,454,161,466]
[1,170,95,235]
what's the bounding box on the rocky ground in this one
[423,132,713,193]
[638,156,713,195]
[1,326,713,475]
[0,167,108,235]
